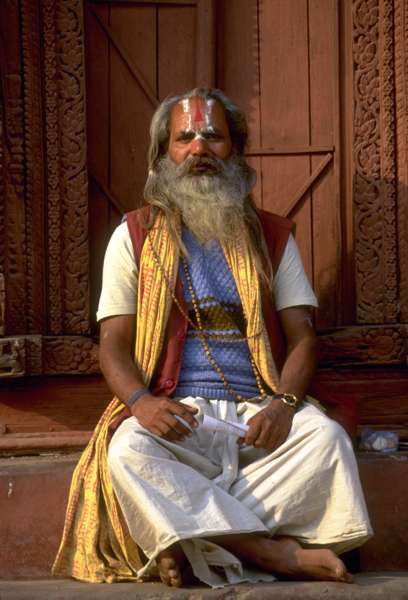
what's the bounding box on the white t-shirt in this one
[96,223,318,322]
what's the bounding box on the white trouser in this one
[108,398,372,587]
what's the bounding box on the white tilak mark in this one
[8,481,13,498]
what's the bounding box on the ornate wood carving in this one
[395,0,408,322]
[0,335,99,375]
[1,0,27,335]
[319,325,408,366]
[43,337,99,375]
[0,273,4,336]
[20,0,46,333]
[0,337,25,377]
[353,0,398,323]
[42,0,90,335]
[0,92,4,303]
[42,0,63,335]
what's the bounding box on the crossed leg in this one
[156,533,352,587]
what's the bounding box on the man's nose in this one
[190,136,209,156]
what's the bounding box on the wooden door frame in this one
[1,0,407,379]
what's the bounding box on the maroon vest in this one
[126,206,293,397]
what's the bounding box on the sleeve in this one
[272,234,318,311]
[96,222,138,322]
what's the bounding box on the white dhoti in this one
[107,398,372,587]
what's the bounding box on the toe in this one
[339,570,354,584]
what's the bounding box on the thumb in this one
[183,404,199,414]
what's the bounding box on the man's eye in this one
[203,132,221,140]
[177,134,194,143]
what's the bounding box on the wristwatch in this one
[272,392,302,409]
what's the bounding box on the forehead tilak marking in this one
[179,98,215,132]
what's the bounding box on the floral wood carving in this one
[0,335,98,375]
[42,0,90,335]
[0,93,4,298]
[353,0,398,323]
[21,0,46,333]
[0,273,5,336]
[43,337,99,375]
[1,0,27,335]
[395,0,408,321]
[319,325,407,366]
[42,0,63,335]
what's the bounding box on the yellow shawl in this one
[52,212,280,582]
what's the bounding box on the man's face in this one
[167,97,232,169]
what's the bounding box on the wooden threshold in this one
[0,431,92,455]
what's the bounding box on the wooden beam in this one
[90,0,196,4]
[195,0,215,86]
[246,146,334,156]
[283,153,333,217]
[90,6,159,107]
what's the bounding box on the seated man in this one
[55,88,372,588]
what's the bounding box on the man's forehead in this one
[170,97,227,131]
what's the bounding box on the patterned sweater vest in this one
[175,229,259,401]
[126,206,293,398]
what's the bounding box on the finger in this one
[164,429,187,443]
[264,428,288,451]
[170,404,199,429]
[255,426,278,449]
[149,425,166,437]
[154,421,186,442]
[181,404,199,414]
[245,418,262,446]
[164,414,193,436]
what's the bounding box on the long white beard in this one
[153,154,255,244]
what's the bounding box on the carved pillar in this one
[395,0,408,322]
[1,0,27,335]
[41,0,90,335]
[21,0,46,334]
[0,0,93,376]
[353,0,398,324]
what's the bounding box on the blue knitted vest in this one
[175,229,259,401]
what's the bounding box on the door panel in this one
[218,0,339,329]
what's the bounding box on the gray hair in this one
[147,88,248,172]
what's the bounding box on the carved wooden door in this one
[0,0,216,452]
[1,0,408,453]
[85,0,215,329]
[216,0,341,334]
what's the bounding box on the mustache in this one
[175,155,224,177]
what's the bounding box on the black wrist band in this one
[126,387,150,408]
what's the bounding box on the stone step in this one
[1,575,408,600]
[1,452,407,579]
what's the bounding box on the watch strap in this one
[272,392,302,409]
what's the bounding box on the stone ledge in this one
[1,453,408,578]
[1,574,408,600]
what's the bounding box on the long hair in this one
[143,87,273,288]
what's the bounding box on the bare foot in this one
[156,543,186,587]
[213,534,353,583]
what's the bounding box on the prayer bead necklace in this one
[147,230,268,402]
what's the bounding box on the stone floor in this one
[1,574,408,600]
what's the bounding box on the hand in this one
[242,399,295,450]
[131,394,199,442]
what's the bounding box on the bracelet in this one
[126,387,150,408]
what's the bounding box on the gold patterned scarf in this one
[52,211,279,582]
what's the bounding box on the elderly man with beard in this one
[90,89,372,588]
